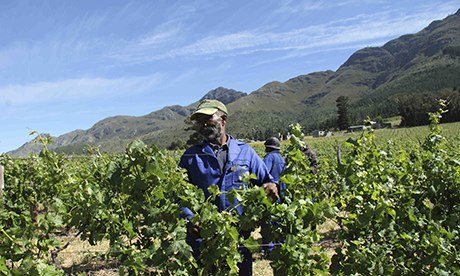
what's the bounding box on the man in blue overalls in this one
[261,137,286,255]
[179,99,278,276]
[263,137,285,185]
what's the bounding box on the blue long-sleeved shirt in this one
[263,150,285,183]
[179,136,274,219]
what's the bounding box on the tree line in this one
[167,88,460,150]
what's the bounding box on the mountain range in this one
[10,9,460,156]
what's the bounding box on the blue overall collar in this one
[201,134,241,162]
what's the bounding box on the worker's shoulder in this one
[267,151,284,160]
[232,137,248,146]
[181,144,205,156]
[230,137,254,150]
[263,152,274,161]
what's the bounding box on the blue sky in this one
[0,0,458,153]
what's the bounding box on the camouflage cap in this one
[190,99,228,120]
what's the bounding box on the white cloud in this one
[274,0,366,14]
[250,41,390,67]
[171,32,269,56]
[110,1,458,64]
[0,74,164,106]
[139,27,182,46]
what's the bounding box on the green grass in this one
[251,121,460,159]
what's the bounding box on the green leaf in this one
[207,185,220,197]
[423,198,434,210]
[226,257,239,274]
[122,219,136,238]
[241,237,260,254]
[387,208,396,219]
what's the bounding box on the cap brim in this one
[190,107,218,120]
[265,145,280,150]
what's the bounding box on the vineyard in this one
[1,105,459,275]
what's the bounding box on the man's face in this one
[193,113,225,142]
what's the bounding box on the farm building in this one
[312,130,333,137]
[381,122,393,128]
[348,125,370,132]
[312,130,325,137]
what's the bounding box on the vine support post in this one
[0,165,4,197]
[335,146,342,165]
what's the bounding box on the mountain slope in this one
[10,9,460,156]
[9,88,246,156]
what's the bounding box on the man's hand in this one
[263,182,279,201]
[188,222,201,239]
